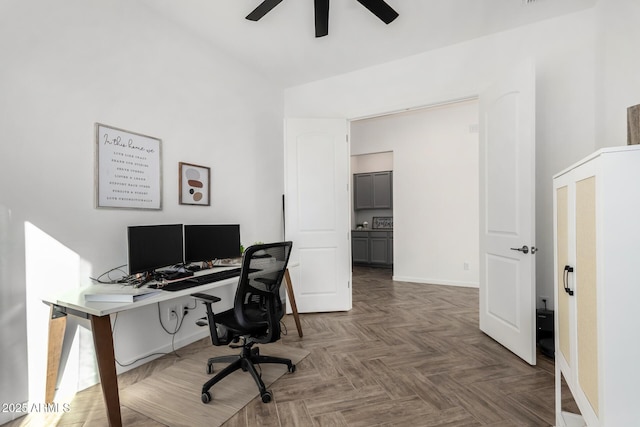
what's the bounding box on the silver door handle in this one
[510,245,529,254]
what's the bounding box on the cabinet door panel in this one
[352,237,369,263]
[354,174,373,209]
[369,236,388,264]
[372,172,392,209]
[575,176,599,416]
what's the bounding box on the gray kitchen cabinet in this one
[369,234,389,264]
[351,231,369,264]
[351,231,393,267]
[354,174,374,209]
[354,171,393,210]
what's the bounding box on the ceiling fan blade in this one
[314,0,329,37]
[356,0,399,24]
[246,0,284,21]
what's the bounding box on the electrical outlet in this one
[168,304,179,321]
[463,262,470,271]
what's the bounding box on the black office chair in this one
[192,241,296,404]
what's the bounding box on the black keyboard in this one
[157,268,243,292]
[160,270,193,281]
[195,268,244,285]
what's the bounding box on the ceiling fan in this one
[246,0,399,38]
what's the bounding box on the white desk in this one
[42,266,302,427]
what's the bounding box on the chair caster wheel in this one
[288,364,296,373]
[261,390,272,403]
[206,363,214,375]
[201,391,212,404]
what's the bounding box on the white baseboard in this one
[391,275,479,288]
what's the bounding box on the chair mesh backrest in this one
[232,241,292,341]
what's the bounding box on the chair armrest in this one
[191,292,221,303]
[191,292,224,346]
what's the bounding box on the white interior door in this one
[479,60,536,365]
[284,118,352,313]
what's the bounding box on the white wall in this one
[351,152,394,174]
[595,0,640,146]
[351,101,479,287]
[285,9,599,310]
[0,1,284,422]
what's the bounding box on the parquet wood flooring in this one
[268,267,557,427]
[4,266,559,426]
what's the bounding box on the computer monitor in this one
[127,224,184,276]
[184,224,241,265]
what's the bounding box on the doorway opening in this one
[350,152,395,270]
[349,99,480,288]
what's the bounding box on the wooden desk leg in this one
[90,315,122,427]
[284,268,303,338]
[45,306,67,403]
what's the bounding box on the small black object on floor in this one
[537,308,555,359]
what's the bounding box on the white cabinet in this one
[553,146,640,426]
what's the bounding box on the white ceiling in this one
[140,0,596,87]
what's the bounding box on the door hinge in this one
[348,280,350,288]
[346,134,349,142]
